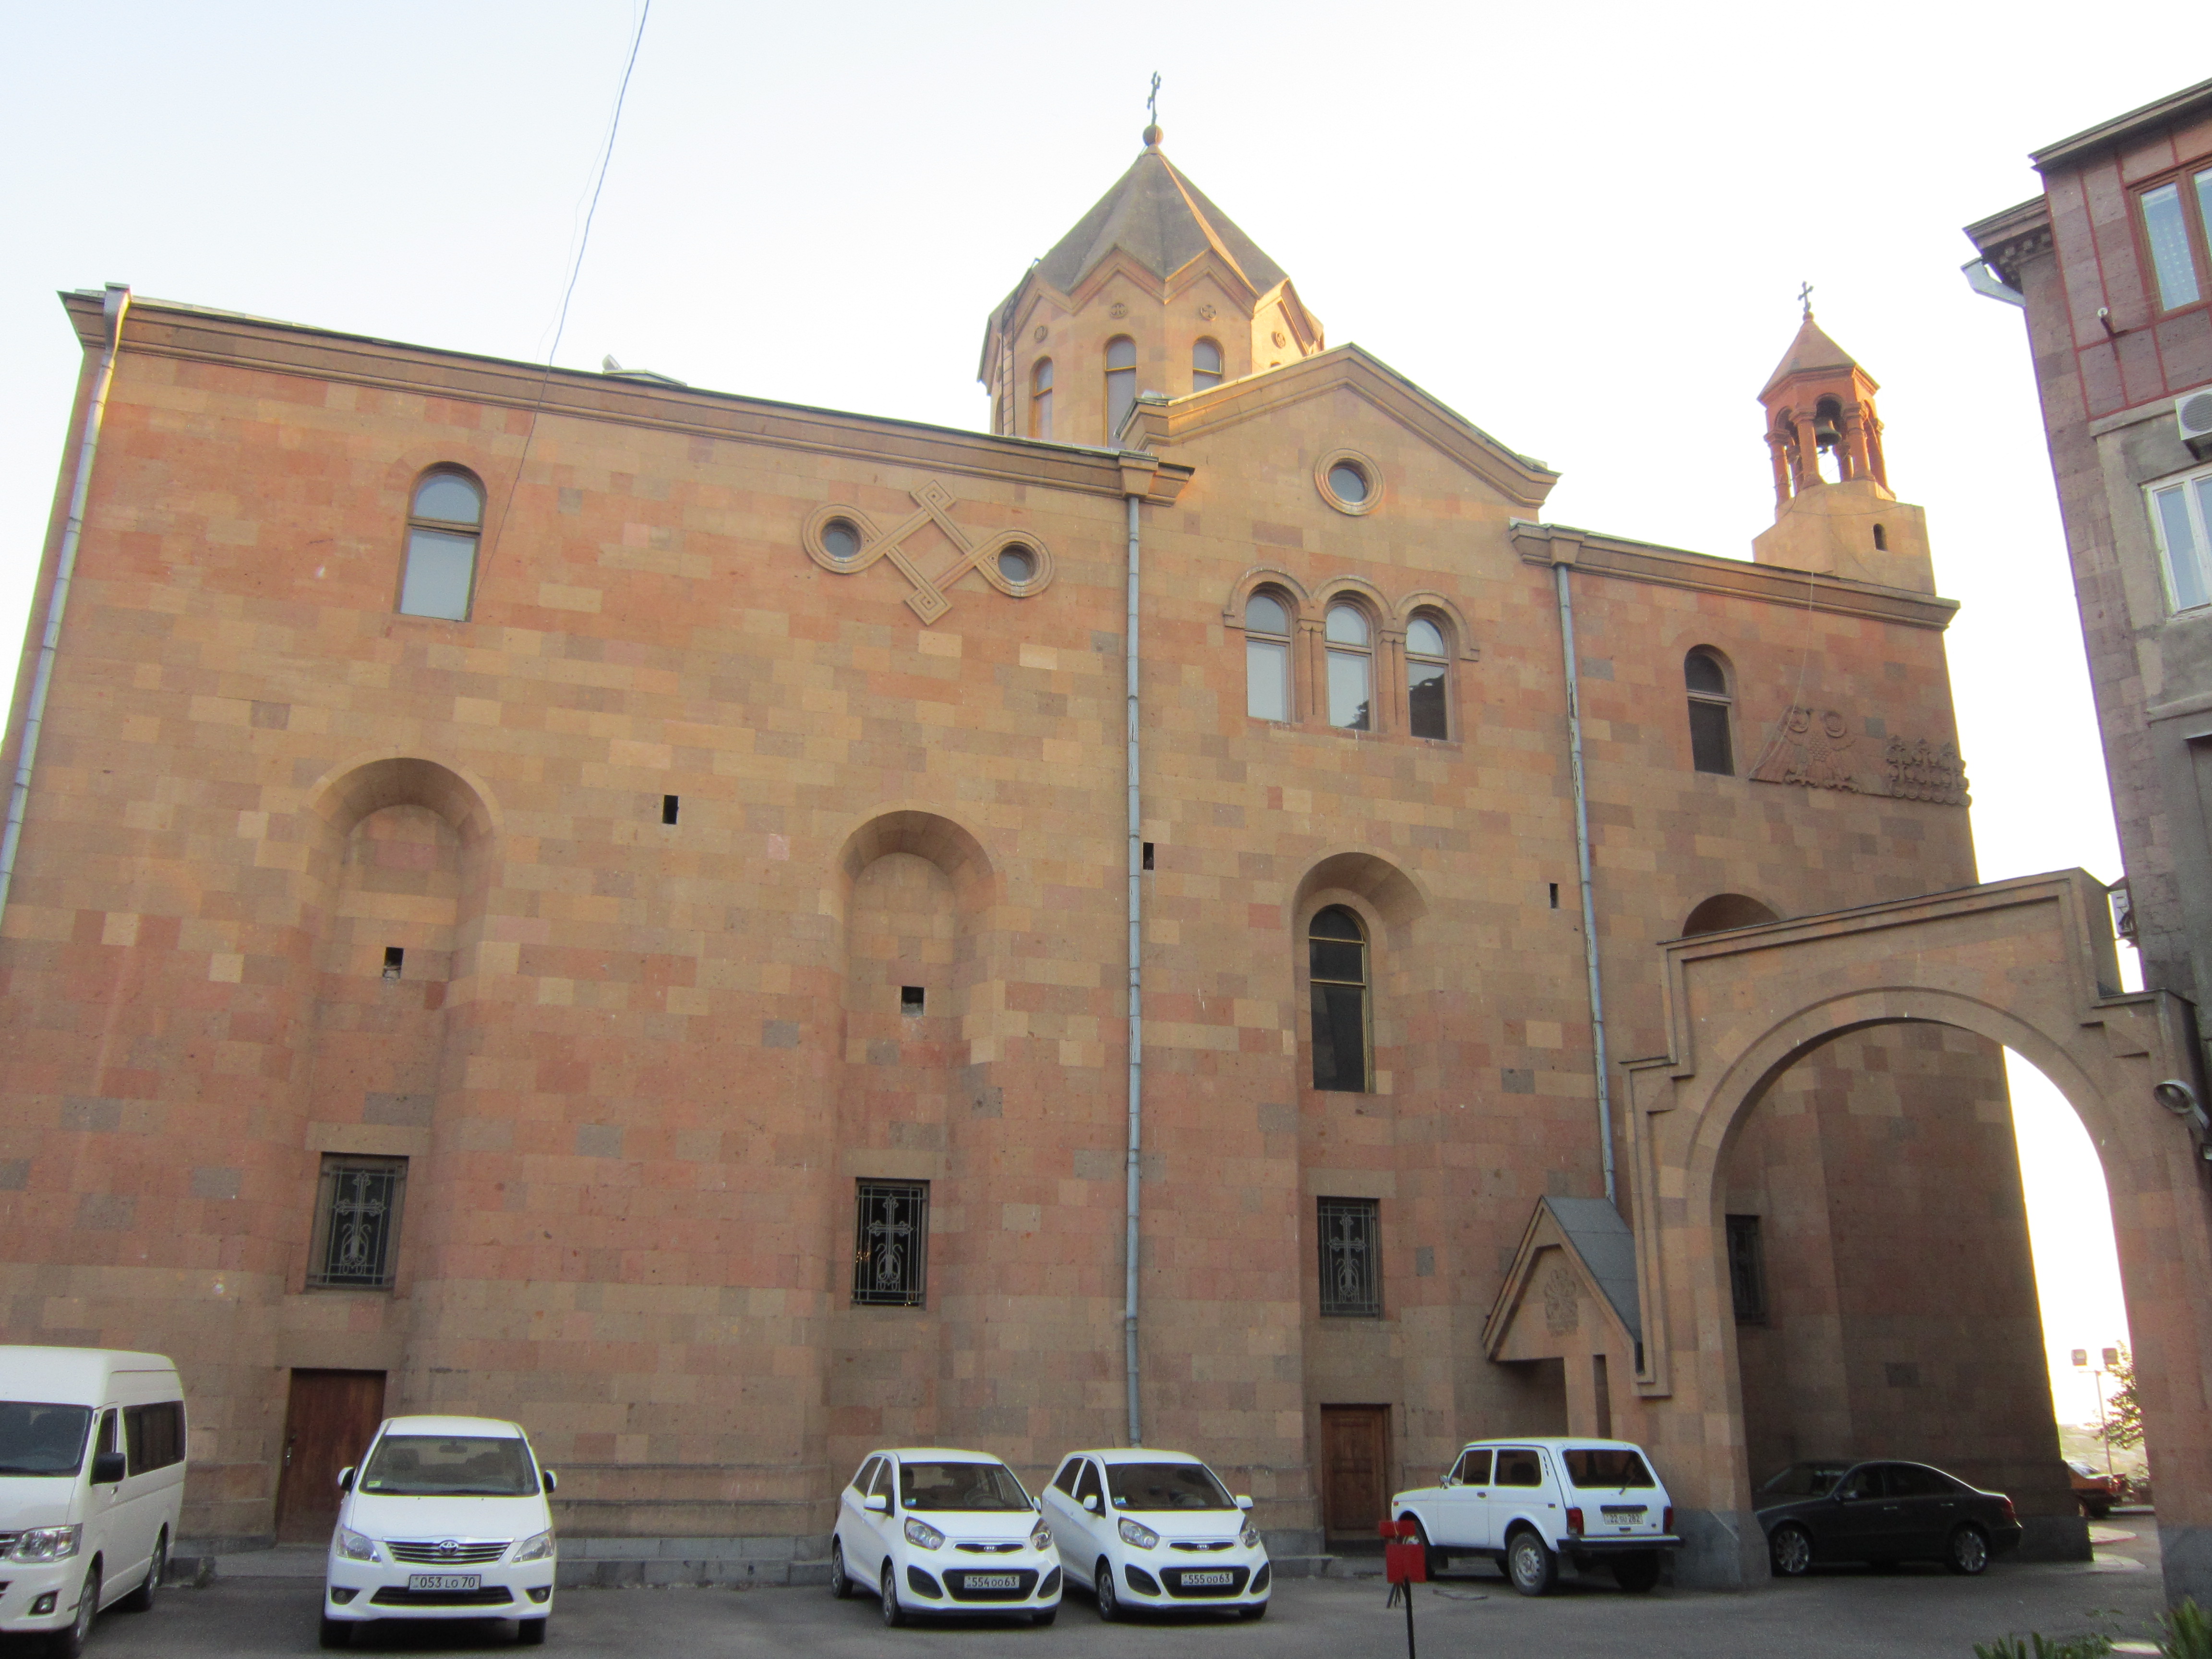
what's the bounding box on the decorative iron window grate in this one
[308,1155,407,1290]
[853,1180,929,1308]
[1726,1213,1767,1325]
[1317,1197,1381,1317]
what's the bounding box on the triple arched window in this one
[1685,648,1735,775]
[398,469,483,621]
[1105,337,1137,442]
[1308,906,1370,1093]
[1324,605,1372,731]
[1241,591,1457,737]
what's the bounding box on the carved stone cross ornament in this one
[802,480,1054,624]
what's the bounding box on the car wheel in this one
[1945,1524,1990,1576]
[1770,1524,1813,1578]
[1238,1600,1268,1620]
[1506,1529,1555,1597]
[1408,1516,1446,1576]
[1095,1561,1121,1622]
[318,1614,352,1650]
[829,1538,853,1600]
[1612,1550,1660,1594]
[880,1563,905,1628]
[2087,1501,2112,1520]
[1031,1608,1057,1627]
[54,1562,99,1659]
[121,1531,166,1612]
[517,1617,548,1646]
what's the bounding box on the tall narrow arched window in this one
[1308,906,1370,1093]
[1406,614,1449,739]
[1325,603,1372,731]
[1245,591,1292,721]
[1105,336,1137,442]
[1685,648,1735,775]
[1192,337,1223,392]
[398,469,483,621]
[1029,358,1054,441]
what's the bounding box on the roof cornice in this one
[1510,520,1959,630]
[66,291,1190,506]
[2029,76,2212,171]
[1963,196,2054,289]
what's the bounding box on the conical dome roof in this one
[1032,141,1289,298]
[1760,314,1864,399]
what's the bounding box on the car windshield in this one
[1107,1462,1235,1511]
[360,1435,539,1497]
[898,1461,1032,1512]
[1760,1462,1850,1498]
[1562,1448,1655,1490]
[0,1403,93,1477]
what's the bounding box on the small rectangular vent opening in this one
[382,947,404,981]
[661,794,679,825]
[1142,842,1155,870]
[1549,883,1560,909]
[901,986,925,1015]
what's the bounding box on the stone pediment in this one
[1126,344,1558,513]
[1482,1196,1642,1363]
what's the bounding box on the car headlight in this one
[1118,1518,1158,1550]
[1029,1521,1053,1552]
[1241,1522,1261,1550]
[512,1530,556,1563]
[904,1518,945,1551]
[11,1525,82,1563]
[336,1528,381,1563]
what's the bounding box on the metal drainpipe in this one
[0,284,131,928]
[1553,560,1617,1203]
[1123,489,1145,1445]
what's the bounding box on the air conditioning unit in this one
[2181,387,2212,458]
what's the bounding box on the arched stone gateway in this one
[1615,869,2212,1601]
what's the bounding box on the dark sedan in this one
[1755,1460,2022,1577]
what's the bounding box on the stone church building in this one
[1,128,2074,1578]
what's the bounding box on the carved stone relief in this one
[1750,706,1969,805]
[1543,1262,1580,1335]
[802,480,1052,625]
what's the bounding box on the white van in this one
[0,1346,187,1656]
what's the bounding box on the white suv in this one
[829,1448,1061,1627]
[1390,1437,1678,1595]
[320,1415,557,1647]
[1041,1448,1269,1621]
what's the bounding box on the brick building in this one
[1,128,2068,1576]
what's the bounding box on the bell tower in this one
[1750,301,1933,594]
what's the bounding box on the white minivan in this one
[0,1346,187,1657]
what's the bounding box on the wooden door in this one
[1320,1405,1390,1540]
[274,1370,385,1542]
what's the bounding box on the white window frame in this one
[2148,461,2212,616]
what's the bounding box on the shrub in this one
[2161,1599,2212,1659]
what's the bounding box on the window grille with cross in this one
[1317,1197,1381,1317]
[307,1155,407,1290]
[853,1180,929,1308]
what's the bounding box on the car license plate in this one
[1602,1506,1646,1517]
[1183,1571,1234,1586]
[966,1573,1018,1589]
[409,1573,481,1593]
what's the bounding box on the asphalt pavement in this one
[9,1519,2171,1659]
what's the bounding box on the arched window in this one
[1029,358,1054,441]
[1406,614,1449,739]
[398,469,483,621]
[1325,603,1372,731]
[1308,906,1370,1093]
[1685,648,1734,775]
[1245,591,1292,721]
[1105,336,1137,442]
[1192,337,1223,392]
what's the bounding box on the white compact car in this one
[829,1447,1061,1627]
[0,1346,187,1658]
[1391,1436,1678,1596]
[1041,1447,1269,1621]
[320,1415,558,1648]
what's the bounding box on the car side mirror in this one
[92,1451,126,1486]
[337,1466,355,1493]
[864,1493,889,1514]
[542,1469,557,1494]
[1236,1495,1254,1511]
[1082,1494,1100,1514]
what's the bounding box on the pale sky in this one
[0,0,2188,1427]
